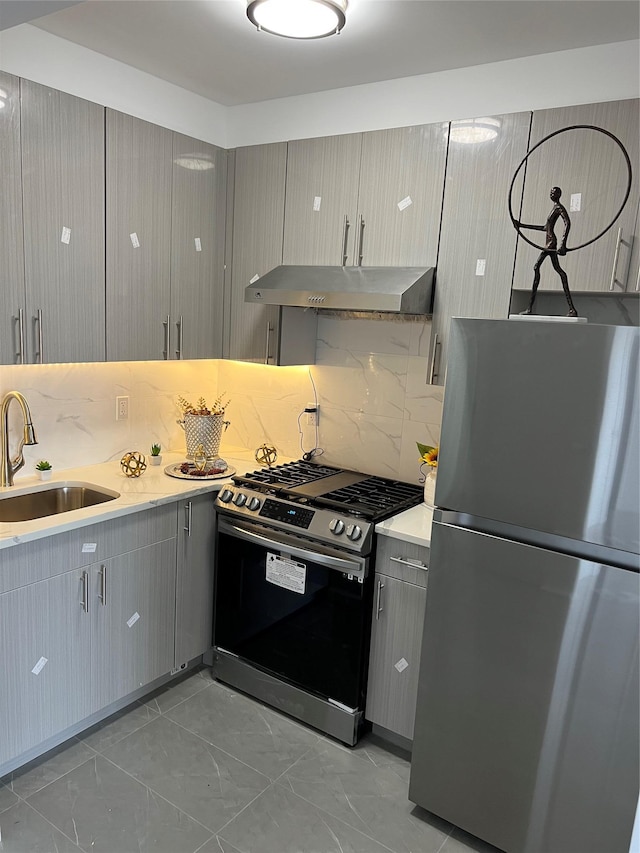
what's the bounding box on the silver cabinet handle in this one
[81,570,89,613]
[357,214,365,266]
[162,314,170,360]
[428,334,441,384]
[176,315,183,360]
[16,307,25,364]
[390,555,428,569]
[98,565,107,606]
[264,321,273,365]
[609,227,624,291]
[342,214,350,266]
[375,579,385,620]
[184,501,192,536]
[35,308,44,363]
[636,263,640,293]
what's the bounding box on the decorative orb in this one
[255,444,278,467]
[120,451,147,478]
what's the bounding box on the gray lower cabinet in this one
[429,110,532,385]
[170,134,227,359]
[512,98,640,295]
[0,72,25,366]
[106,110,173,361]
[366,537,429,741]
[226,143,287,362]
[175,494,216,667]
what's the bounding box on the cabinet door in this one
[0,73,25,365]
[227,144,286,362]
[367,573,427,740]
[0,569,91,767]
[430,111,532,385]
[171,135,227,359]
[91,539,176,710]
[175,494,216,666]
[357,125,447,266]
[283,134,362,266]
[21,80,105,363]
[513,99,640,294]
[106,110,172,361]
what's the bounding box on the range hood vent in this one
[245,266,435,314]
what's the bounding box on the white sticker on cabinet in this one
[194,237,202,252]
[397,196,413,211]
[249,274,260,284]
[570,193,582,212]
[394,658,409,673]
[60,226,71,245]
[313,196,322,212]
[31,656,48,675]
[130,232,140,248]
[127,612,140,628]
[266,552,306,594]
[82,543,97,553]
[475,259,486,276]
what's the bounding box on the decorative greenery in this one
[151,443,162,456]
[35,460,52,471]
[417,442,438,468]
[178,394,229,416]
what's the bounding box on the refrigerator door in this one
[409,521,639,853]
[437,319,639,556]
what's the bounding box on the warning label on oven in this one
[266,552,306,594]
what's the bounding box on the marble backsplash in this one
[1,315,443,486]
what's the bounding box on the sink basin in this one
[0,482,120,522]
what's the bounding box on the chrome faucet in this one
[1,391,38,487]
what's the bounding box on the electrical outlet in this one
[306,404,319,426]
[116,396,129,421]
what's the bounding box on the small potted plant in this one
[149,443,162,465]
[35,460,53,481]
[417,442,438,507]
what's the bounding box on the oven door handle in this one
[218,519,365,575]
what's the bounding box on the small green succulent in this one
[151,444,162,456]
[35,460,52,471]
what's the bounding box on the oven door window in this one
[215,527,369,710]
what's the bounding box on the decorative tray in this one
[164,462,235,481]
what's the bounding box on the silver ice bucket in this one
[178,413,230,460]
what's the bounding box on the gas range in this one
[215,460,423,555]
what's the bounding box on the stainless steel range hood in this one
[245,266,435,314]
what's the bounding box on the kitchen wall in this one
[2,314,440,485]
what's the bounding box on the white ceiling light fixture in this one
[246,0,347,39]
[450,117,501,144]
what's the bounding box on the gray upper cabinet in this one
[170,134,227,359]
[512,99,640,295]
[429,111,532,385]
[283,134,362,266]
[357,125,448,266]
[20,80,106,363]
[106,110,173,361]
[0,72,25,365]
[226,143,287,362]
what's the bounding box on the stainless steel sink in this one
[0,482,120,522]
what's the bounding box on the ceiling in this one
[2,0,638,106]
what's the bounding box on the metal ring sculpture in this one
[508,124,633,253]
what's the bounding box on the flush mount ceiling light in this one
[246,0,347,39]
[173,153,216,170]
[450,117,501,144]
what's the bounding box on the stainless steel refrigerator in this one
[409,318,639,853]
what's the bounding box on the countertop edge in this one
[375,503,433,548]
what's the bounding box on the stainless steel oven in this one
[212,461,422,745]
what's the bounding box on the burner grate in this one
[234,461,339,489]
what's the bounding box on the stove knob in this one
[219,489,234,503]
[329,518,345,535]
[248,497,261,511]
[233,492,247,507]
[346,524,362,542]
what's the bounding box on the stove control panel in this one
[214,487,373,553]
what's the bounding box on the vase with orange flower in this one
[417,442,438,507]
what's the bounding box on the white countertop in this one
[0,450,259,550]
[375,502,434,548]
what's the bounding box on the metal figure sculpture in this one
[515,187,577,317]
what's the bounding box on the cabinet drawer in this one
[375,536,429,587]
[0,504,177,594]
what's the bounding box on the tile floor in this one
[0,669,498,853]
